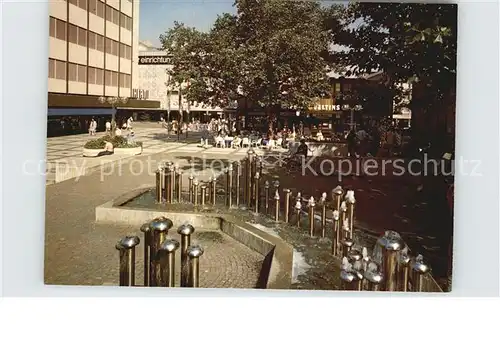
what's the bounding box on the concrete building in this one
[136,40,223,122]
[47,0,159,136]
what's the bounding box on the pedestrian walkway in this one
[45,123,288,185]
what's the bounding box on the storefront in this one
[47,93,161,137]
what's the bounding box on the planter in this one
[83,148,110,157]
[83,146,142,157]
[114,146,143,156]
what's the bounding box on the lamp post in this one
[98,96,129,136]
[164,70,171,123]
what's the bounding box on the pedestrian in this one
[346,129,357,157]
[105,120,111,134]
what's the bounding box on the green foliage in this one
[324,2,457,99]
[159,0,331,112]
[84,136,142,149]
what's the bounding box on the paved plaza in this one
[44,124,287,287]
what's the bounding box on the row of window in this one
[48,59,131,88]
[69,0,133,31]
[49,17,132,59]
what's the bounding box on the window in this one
[78,65,87,83]
[105,70,111,85]
[119,73,131,88]
[55,60,66,80]
[69,0,78,6]
[49,17,55,37]
[120,13,132,31]
[68,63,86,82]
[50,18,66,41]
[120,43,131,59]
[111,71,118,87]
[335,83,341,92]
[106,38,119,56]
[48,59,56,78]
[96,1,105,18]
[113,9,120,25]
[344,83,351,92]
[96,68,104,84]
[88,31,96,49]
[105,5,112,21]
[105,5,120,24]
[68,63,77,81]
[78,27,87,46]
[68,24,78,44]
[78,0,87,11]
[105,38,111,54]
[88,67,96,84]
[89,0,97,14]
[96,34,104,52]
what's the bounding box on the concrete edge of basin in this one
[95,186,294,290]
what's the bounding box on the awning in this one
[48,108,114,116]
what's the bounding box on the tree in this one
[159,0,332,128]
[324,2,457,101]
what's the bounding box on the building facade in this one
[47,0,159,136]
[136,40,223,122]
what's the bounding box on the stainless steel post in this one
[227,163,233,208]
[176,169,182,202]
[170,164,176,203]
[341,237,354,258]
[187,245,204,288]
[274,190,280,221]
[295,198,302,228]
[178,224,195,287]
[283,189,291,223]
[159,238,180,287]
[363,265,384,291]
[148,217,173,287]
[332,185,343,212]
[348,249,362,263]
[235,162,241,206]
[188,174,194,203]
[140,222,151,286]
[155,168,162,203]
[193,178,199,207]
[410,254,430,292]
[345,190,356,238]
[377,230,405,291]
[201,184,207,207]
[320,192,327,238]
[254,172,260,213]
[211,176,217,206]
[332,210,340,256]
[264,181,270,214]
[116,236,140,287]
[308,196,316,237]
[398,251,411,292]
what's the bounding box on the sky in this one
[139,0,342,48]
[139,0,237,47]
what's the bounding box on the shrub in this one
[84,138,107,149]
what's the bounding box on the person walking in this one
[105,120,111,135]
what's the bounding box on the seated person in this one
[316,130,324,141]
[288,139,309,164]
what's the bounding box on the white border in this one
[1,0,499,298]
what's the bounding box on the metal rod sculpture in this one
[264,181,270,214]
[177,224,195,287]
[340,257,362,291]
[116,236,140,286]
[187,245,204,288]
[140,222,151,286]
[308,196,316,237]
[235,161,241,207]
[274,190,280,221]
[377,230,405,291]
[398,250,411,292]
[148,217,174,287]
[295,198,302,228]
[197,183,205,206]
[332,186,343,213]
[211,176,217,206]
[170,164,176,203]
[283,189,291,223]
[410,254,430,292]
[332,210,340,256]
[164,162,173,203]
[193,178,199,207]
[159,238,180,287]
[273,180,280,203]
[227,163,233,208]
[345,190,356,238]
[320,192,327,238]
[188,174,194,203]
[176,168,182,202]
[340,220,354,257]
[254,172,260,213]
[246,150,256,207]
[363,262,384,291]
[155,167,163,203]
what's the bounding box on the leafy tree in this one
[159,0,332,125]
[324,2,457,101]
